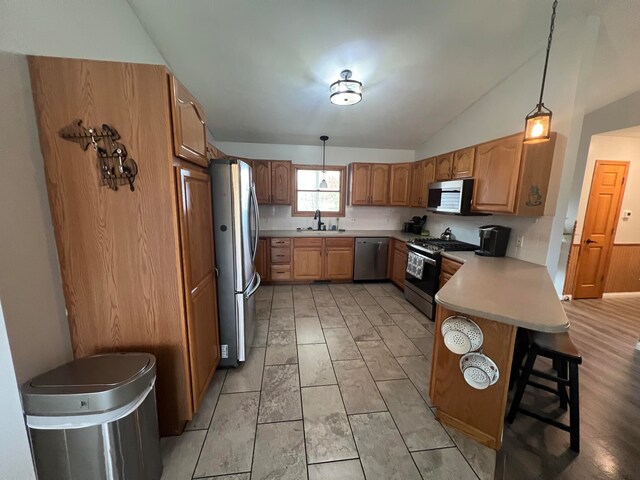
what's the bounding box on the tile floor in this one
[160,282,494,479]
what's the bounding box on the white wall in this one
[414,16,600,274]
[216,141,424,230]
[574,135,640,244]
[0,301,36,480]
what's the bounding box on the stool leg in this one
[569,362,580,453]
[558,359,569,410]
[507,348,538,424]
[509,329,529,390]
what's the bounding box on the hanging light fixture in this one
[318,135,329,189]
[330,70,363,105]
[524,0,558,144]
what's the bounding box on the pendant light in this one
[318,135,329,189]
[330,70,363,105]
[524,0,558,144]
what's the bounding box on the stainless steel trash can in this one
[21,352,162,480]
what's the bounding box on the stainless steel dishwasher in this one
[354,237,390,281]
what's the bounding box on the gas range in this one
[406,237,479,256]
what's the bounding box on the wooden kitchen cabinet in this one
[268,238,292,281]
[388,163,412,206]
[388,240,408,290]
[255,238,268,281]
[29,56,221,435]
[435,153,454,181]
[170,75,207,167]
[472,132,556,215]
[253,160,291,205]
[410,158,436,208]
[324,238,355,280]
[452,147,475,179]
[440,257,463,288]
[349,163,389,206]
[292,238,323,280]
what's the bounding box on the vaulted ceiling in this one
[127,0,640,149]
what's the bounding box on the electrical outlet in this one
[516,235,524,248]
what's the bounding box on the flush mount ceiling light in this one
[330,70,363,105]
[318,135,329,189]
[524,0,558,144]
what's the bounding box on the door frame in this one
[572,159,629,299]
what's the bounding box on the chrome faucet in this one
[313,209,323,231]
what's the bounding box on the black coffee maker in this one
[402,216,427,234]
[475,225,511,257]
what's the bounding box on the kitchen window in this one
[292,165,346,217]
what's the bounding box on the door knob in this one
[585,239,598,245]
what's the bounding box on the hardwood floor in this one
[502,296,640,480]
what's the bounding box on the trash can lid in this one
[21,352,156,416]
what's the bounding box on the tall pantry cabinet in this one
[28,56,220,435]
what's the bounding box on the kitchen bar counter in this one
[260,229,416,242]
[436,251,569,333]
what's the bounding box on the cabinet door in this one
[176,168,220,410]
[435,153,453,181]
[472,134,523,213]
[255,238,268,281]
[410,161,425,207]
[253,161,272,204]
[424,158,436,188]
[271,161,291,204]
[452,147,476,179]
[391,248,407,289]
[325,248,354,280]
[170,76,207,167]
[293,247,323,280]
[350,163,371,205]
[388,163,412,206]
[369,164,389,206]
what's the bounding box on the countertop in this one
[259,229,416,242]
[436,251,569,333]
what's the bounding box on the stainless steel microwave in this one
[426,179,475,215]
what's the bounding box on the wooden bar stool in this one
[506,330,582,453]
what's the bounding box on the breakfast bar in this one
[430,251,569,450]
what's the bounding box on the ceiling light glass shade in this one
[318,178,328,189]
[524,105,552,144]
[330,70,363,105]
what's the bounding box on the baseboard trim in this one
[603,291,640,298]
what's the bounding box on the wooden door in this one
[410,161,425,207]
[253,161,272,204]
[391,248,407,289]
[472,134,523,213]
[325,248,354,280]
[574,161,629,299]
[424,158,436,188]
[435,153,453,181]
[176,168,220,411]
[293,247,323,280]
[388,163,412,206]
[452,147,475,179]
[350,163,372,205]
[255,238,268,281]
[271,161,291,204]
[170,76,207,167]
[370,164,389,205]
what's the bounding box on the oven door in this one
[404,249,439,320]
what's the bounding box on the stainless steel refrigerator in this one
[209,158,260,367]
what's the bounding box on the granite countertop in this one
[260,229,416,242]
[436,251,569,333]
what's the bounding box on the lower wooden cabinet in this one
[292,239,324,281]
[324,238,355,280]
[255,238,268,281]
[389,240,408,290]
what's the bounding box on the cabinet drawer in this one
[270,265,291,280]
[270,247,291,264]
[441,257,463,276]
[270,238,291,247]
[439,271,452,288]
[325,237,354,248]
[394,241,408,254]
[294,238,323,247]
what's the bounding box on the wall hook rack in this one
[58,120,138,191]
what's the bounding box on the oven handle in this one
[409,251,437,266]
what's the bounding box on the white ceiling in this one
[127,0,639,149]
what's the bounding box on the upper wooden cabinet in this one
[452,147,475,179]
[472,132,556,215]
[410,158,436,208]
[206,143,226,161]
[170,75,207,167]
[435,153,454,181]
[253,160,291,205]
[349,163,389,206]
[388,163,412,206]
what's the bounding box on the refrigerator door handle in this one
[250,183,260,262]
[245,273,261,299]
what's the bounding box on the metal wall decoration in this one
[59,120,138,191]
